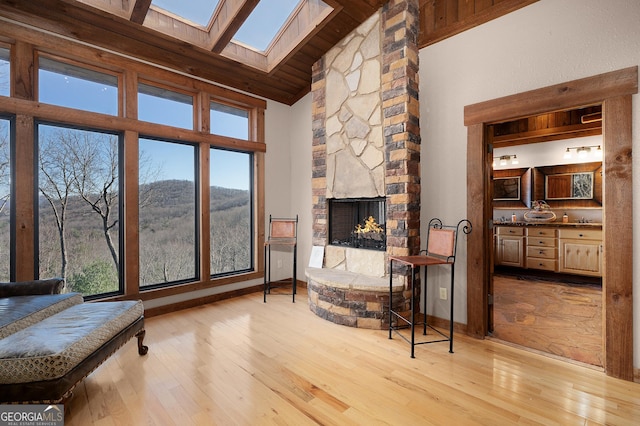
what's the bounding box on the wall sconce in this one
[492,154,518,167]
[563,145,602,160]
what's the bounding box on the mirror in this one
[533,162,602,208]
[545,172,593,200]
[493,167,531,208]
[494,176,520,200]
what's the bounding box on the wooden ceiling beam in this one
[130,0,151,24]
[210,0,259,54]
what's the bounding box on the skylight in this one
[150,0,219,28]
[233,0,301,51]
[73,0,334,73]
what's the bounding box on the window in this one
[0,117,10,281]
[210,148,252,275]
[233,0,300,51]
[150,0,219,27]
[139,137,198,287]
[38,57,118,115]
[0,47,9,97]
[38,124,121,297]
[210,101,249,139]
[138,83,193,129]
[2,40,264,300]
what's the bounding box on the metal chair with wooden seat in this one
[264,215,298,302]
[388,217,472,357]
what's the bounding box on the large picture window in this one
[0,41,264,302]
[210,148,252,275]
[139,137,198,287]
[0,117,10,281]
[38,123,121,297]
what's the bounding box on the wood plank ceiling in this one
[0,0,538,105]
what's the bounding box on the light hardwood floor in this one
[65,289,640,425]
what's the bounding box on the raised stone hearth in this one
[306,267,404,329]
[307,246,404,329]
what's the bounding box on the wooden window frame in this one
[0,35,267,308]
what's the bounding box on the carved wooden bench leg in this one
[136,329,149,355]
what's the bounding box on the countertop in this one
[494,221,602,228]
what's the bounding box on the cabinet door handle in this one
[539,250,544,255]
[579,234,584,237]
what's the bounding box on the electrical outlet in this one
[277,259,283,268]
[439,288,447,300]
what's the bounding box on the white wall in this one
[493,135,604,170]
[262,99,297,282]
[419,0,639,367]
[288,94,313,282]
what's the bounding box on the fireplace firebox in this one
[328,197,386,251]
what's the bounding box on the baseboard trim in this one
[145,279,307,318]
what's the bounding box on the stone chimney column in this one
[310,0,420,312]
[382,0,421,308]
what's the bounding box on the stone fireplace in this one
[307,0,421,329]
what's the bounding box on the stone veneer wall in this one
[324,13,384,199]
[381,0,421,292]
[311,0,421,315]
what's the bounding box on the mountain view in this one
[31,180,251,296]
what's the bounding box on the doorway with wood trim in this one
[488,107,604,367]
[463,67,637,381]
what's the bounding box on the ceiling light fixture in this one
[492,154,518,167]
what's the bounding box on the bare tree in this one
[39,129,76,281]
[67,131,121,271]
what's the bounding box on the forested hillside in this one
[33,179,251,295]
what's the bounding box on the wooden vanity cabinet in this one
[494,226,524,267]
[558,228,603,277]
[494,225,602,277]
[526,227,557,271]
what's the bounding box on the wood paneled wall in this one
[419,0,539,48]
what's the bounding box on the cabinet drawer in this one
[527,258,556,271]
[527,237,556,247]
[526,227,556,238]
[558,228,602,240]
[496,227,524,236]
[527,246,556,259]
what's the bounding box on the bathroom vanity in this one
[494,222,602,277]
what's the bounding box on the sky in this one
[29,60,251,190]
